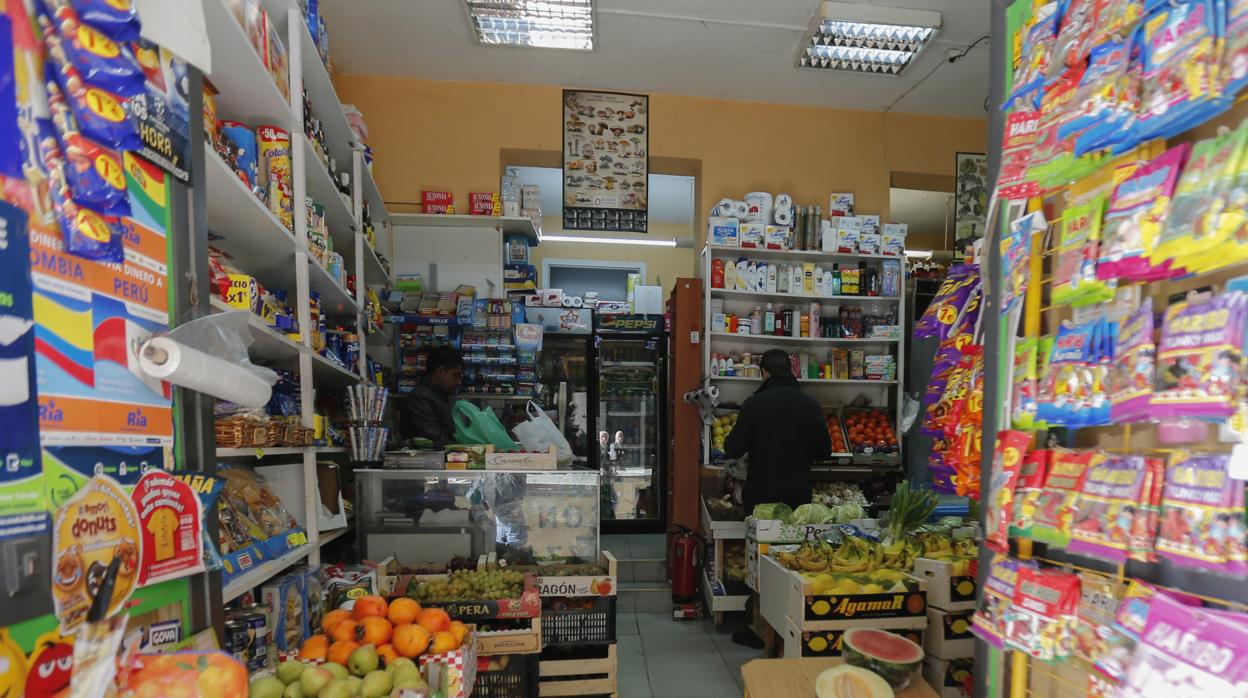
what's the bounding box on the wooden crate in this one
[538,643,617,697]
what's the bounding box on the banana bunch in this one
[829,536,884,574]
[952,536,978,559]
[917,530,955,559]
[880,539,914,571]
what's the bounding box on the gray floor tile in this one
[619,634,644,656]
[636,611,708,635]
[603,534,632,555]
[721,652,755,688]
[634,588,672,612]
[647,656,740,697]
[618,613,640,636]
[617,591,637,614]
[631,540,667,559]
[620,656,653,698]
[642,632,720,656]
[631,559,667,583]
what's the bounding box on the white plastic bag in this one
[513,401,573,465]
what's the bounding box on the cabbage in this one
[752,503,794,523]
[791,503,835,525]
[829,503,867,523]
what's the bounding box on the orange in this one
[322,609,352,634]
[392,624,431,658]
[448,621,469,646]
[376,643,399,666]
[299,633,329,661]
[327,639,359,666]
[429,631,458,655]
[352,595,388,621]
[360,616,394,646]
[329,619,360,643]
[416,608,451,634]
[387,597,422,626]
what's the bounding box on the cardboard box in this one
[418,638,478,698]
[708,216,739,246]
[765,225,789,249]
[759,555,927,630]
[740,221,764,248]
[417,574,542,621]
[745,516,838,544]
[882,223,908,256]
[925,607,974,659]
[484,446,557,470]
[780,615,925,658]
[422,190,454,214]
[469,192,500,216]
[924,657,973,698]
[472,617,541,654]
[912,558,978,611]
[828,192,855,216]
[521,184,541,210]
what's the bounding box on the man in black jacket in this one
[724,349,831,649]
[724,349,831,509]
[399,346,464,447]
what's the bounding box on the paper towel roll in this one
[561,296,577,308]
[710,198,736,218]
[732,201,749,219]
[774,208,793,226]
[775,193,793,211]
[139,337,272,407]
[744,192,773,223]
[570,296,584,308]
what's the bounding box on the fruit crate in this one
[538,643,617,697]
[758,554,927,632]
[541,595,616,646]
[473,653,539,698]
[840,406,901,465]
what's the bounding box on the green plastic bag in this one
[452,401,520,450]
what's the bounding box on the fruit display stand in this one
[741,657,939,698]
[530,551,619,697]
[699,482,750,620]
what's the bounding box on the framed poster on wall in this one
[954,151,989,255]
[562,89,649,232]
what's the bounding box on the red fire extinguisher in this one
[670,525,703,603]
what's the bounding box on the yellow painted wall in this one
[337,76,987,288]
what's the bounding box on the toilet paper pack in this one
[835,217,864,253]
[882,223,908,257]
[740,222,765,248]
[829,193,855,216]
[765,225,789,250]
[860,215,881,235]
[708,217,739,246]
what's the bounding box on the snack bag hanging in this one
[1098,145,1189,281]
[1080,26,1146,155]
[40,0,145,96]
[1089,0,1145,50]
[1088,317,1114,426]
[43,63,129,217]
[985,430,1032,553]
[1203,122,1248,272]
[1110,297,1156,421]
[1152,291,1247,419]
[1182,120,1248,274]
[1118,593,1248,698]
[1093,580,1160,683]
[1012,448,1052,537]
[971,554,1028,649]
[1004,566,1082,660]
[1052,199,1113,306]
[1127,457,1165,563]
[1156,452,1248,575]
[952,357,985,498]
[1071,572,1127,666]
[1135,0,1222,142]
[1030,449,1095,546]
[1037,321,1096,426]
[1049,0,1101,72]
[1222,0,1248,97]
[914,263,977,340]
[1169,129,1248,273]
[1012,336,1043,429]
[1153,137,1220,265]
[1059,37,1133,155]
[35,113,124,262]
[1026,66,1088,188]
[1006,2,1060,110]
[1068,455,1151,561]
[69,0,141,42]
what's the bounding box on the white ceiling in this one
[319,0,991,117]
[511,166,694,226]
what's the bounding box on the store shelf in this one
[361,165,389,224]
[707,332,899,345]
[310,351,360,387]
[602,361,654,368]
[223,542,313,602]
[705,244,897,263]
[700,495,745,540]
[208,296,305,371]
[318,525,352,546]
[217,446,308,458]
[362,241,391,287]
[710,288,900,303]
[271,4,357,166]
[302,135,357,252]
[308,258,359,317]
[203,0,294,125]
[204,146,302,284]
[701,569,749,612]
[391,213,541,244]
[710,375,897,385]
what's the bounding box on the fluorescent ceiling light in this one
[904,249,934,258]
[542,234,677,247]
[466,0,594,50]
[798,2,940,76]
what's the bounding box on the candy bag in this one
[1135,0,1222,142]
[971,554,1027,650]
[40,0,145,96]
[1026,66,1088,188]
[1059,38,1132,144]
[1037,321,1096,426]
[1098,145,1189,281]
[1080,26,1147,155]
[1089,0,1145,47]
[1171,129,1248,273]
[1094,580,1160,683]
[1127,457,1165,563]
[1004,566,1082,660]
[985,430,1031,553]
[1111,297,1156,422]
[1153,137,1221,264]
[1222,0,1248,98]
[1156,452,1248,575]
[69,0,140,43]
[1012,336,1042,429]
[998,112,1043,200]
[1030,449,1094,546]
[1117,593,1248,698]
[1012,448,1052,537]
[1006,2,1060,110]
[1153,292,1247,419]
[40,12,141,152]
[914,263,977,340]
[1071,572,1127,666]
[1183,121,1248,274]
[35,116,124,262]
[952,356,985,499]
[1068,455,1152,561]
[43,64,130,217]
[1052,198,1113,306]
[1088,317,1114,426]
[1049,0,1101,72]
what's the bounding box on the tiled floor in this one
[603,533,667,560]
[618,611,762,698]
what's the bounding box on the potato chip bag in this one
[1134,0,1222,142]
[914,263,977,340]
[985,430,1032,553]
[40,0,145,96]
[971,554,1028,650]
[1012,448,1052,537]
[1004,567,1082,660]
[69,0,140,43]
[1038,321,1097,426]
[1098,145,1189,281]
[1117,593,1248,698]
[43,62,129,217]
[1006,2,1060,110]
[1071,572,1127,666]
[1052,198,1114,306]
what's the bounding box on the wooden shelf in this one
[704,244,899,263]
[391,213,541,244]
[223,543,313,602]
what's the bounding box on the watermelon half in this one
[841,627,924,690]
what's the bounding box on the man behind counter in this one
[399,346,464,447]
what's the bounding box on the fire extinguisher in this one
[670,525,703,603]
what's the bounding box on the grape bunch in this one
[415,569,526,601]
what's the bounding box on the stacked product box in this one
[913,558,977,698]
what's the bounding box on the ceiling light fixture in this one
[904,249,934,258]
[797,2,940,76]
[465,0,594,50]
[542,234,677,247]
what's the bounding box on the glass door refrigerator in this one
[525,306,597,468]
[594,314,667,532]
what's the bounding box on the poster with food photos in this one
[562,90,649,232]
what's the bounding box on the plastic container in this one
[473,654,539,698]
[541,596,617,647]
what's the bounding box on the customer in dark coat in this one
[723,349,831,510]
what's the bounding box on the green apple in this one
[390,666,422,687]
[346,676,363,698]
[283,682,304,698]
[250,676,286,698]
[277,660,307,685]
[325,663,350,681]
[348,644,380,677]
[361,670,393,698]
[319,679,350,698]
[300,666,334,697]
[385,658,416,677]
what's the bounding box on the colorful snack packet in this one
[1068,455,1152,561]
[1153,292,1247,419]
[1222,0,1248,98]
[40,12,141,152]
[44,65,130,217]
[1026,66,1087,188]
[1127,457,1165,563]
[914,263,977,340]
[1088,317,1114,426]
[1089,0,1145,48]
[1117,592,1248,698]
[1071,572,1127,666]
[69,0,140,43]
[1098,145,1189,281]
[35,113,124,263]
[1049,0,1101,72]
[1153,137,1221,264]
[1156,453,1247,574]
[1006,2,1060,109]
[1059,37,1132,144]
[40,0,145,96]
[1012,336,1042,429]
[985,430,1032,554]
[1111,297,1156,421]
[1012,448,1052,537]
[1052,198,1113,306]
[971,554,1027,650]
[219,120,261,199]
[997,113,1043,201]
[1134,0,1222,143]
[1037,321,1096,426]
[1030,449,1094,546]
[1004,566,1082,660]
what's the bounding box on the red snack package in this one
[1005,566,1082,660]
[985,430,1032,553]
[1030,449,1094,546]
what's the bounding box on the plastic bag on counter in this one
[513,401,573,465]
[452,401,521,451]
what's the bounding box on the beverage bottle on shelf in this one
[778,264,790,294]
[711,258,725,288]
[750,305,763,335]
[832,264,842,295]
[764,303,776,334]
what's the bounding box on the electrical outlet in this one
[0,530,54,627]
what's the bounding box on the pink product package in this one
[1110,297,1156,422]
[1097,145,1189,281]
[971,555,1027,650]
[1117,593,1248,697]
[1155,453,1248,576]
[1152,292,1248,419]
[1067,455,1150,562]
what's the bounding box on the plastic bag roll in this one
[744,192,773,222]
[138,336,272,407]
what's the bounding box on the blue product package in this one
[0,17,21,179]
[40,18,142,152]
[172,470,225,572]
[37,118,125,264]
[41,0,145,97]
[219,120,261,199]
[0,201,44,516]
[69,0,140,42]
[44,66,131,217]
[1134,0,1221,142]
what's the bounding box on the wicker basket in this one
[215,417,269,448]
